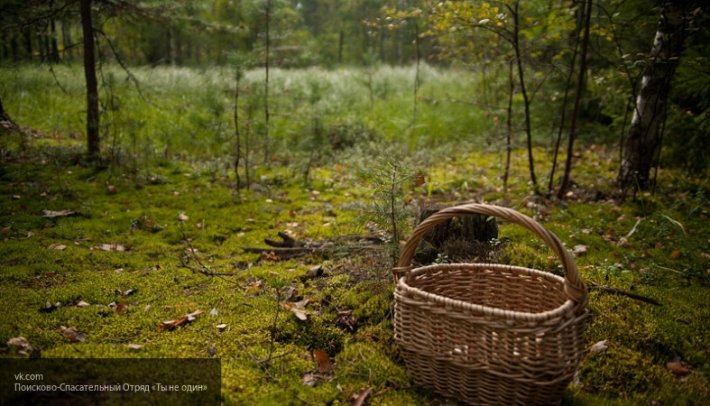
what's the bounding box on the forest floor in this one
[1,136,708,405]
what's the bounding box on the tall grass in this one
[0,63,522,164]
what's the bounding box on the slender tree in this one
[558,0,593,199]
[80,0,100,158]
[509,0,537,191]
[263,0,271,164]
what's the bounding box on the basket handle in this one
[393,203,587,307]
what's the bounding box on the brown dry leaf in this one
[115,303,127,315]
[701,252,710,260]
[335,163,343,174]
[260,251,280,262]
[666,361,691,376]
[157,310,203,332]
[49,243,67,251]
[670,250,682,260]
[60,326,87,343]
[7,336,33,353]
[283,302,308,321]
[107,185,118,194]
[351,387,372,406]
[414,171,426,187]
[245,280,264,295]
[314,349,333,374]
[42,209,75,218]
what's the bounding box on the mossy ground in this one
[1,66,709,405]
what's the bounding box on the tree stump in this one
[414,204,499,264]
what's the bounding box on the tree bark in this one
[511,1,537,191]
[61,19,73,61]
[80,0,100,157]
[263,0,271,164]
[558,0,593,199]
[618,2,689,191]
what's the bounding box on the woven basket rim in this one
[397,262,577,321]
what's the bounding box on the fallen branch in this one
[242,233,385,260]
[179,225,238,277]
[589,283,662,306]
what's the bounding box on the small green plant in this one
[361,157,414,268]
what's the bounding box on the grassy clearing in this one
[1,65,709,404]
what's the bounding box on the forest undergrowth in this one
[1,65,709,404]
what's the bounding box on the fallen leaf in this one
[60,326,87,343]
[245,280,264,295]
[414,171,426,187]
[216,323,228,332]
[7,336,32,353]
[209,308,218,316]
[350,387,372,406]
[107,185,118,194]
[666,361,691,376]
[573,245,588,256]
[40,301,61,313]
[178,212,189,222]
[300,265,324,282]
[115,288,137,296]
[589,340,609,354]
[115,303,127,315]
[670,250,682,260]
[260,251,280,262]
[48,243,67,251]
[302,372,322,387]
[157,310,203,332]
[334,309,357,333]
[42,209,75,218]
[701,252,710,260]
[76,300,90,308]
[314,349,333,374]
[98,243,126,252]
[127,344,143,351]
[283,302,308,321]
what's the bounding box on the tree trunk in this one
[80,0,100,158]
[618,2,689,191]
[503,59,514,194]
[61,19,73,61]
[49,0,60,63]
[511,1,538,191]
[558,0,593,199]
[263,0,271,164]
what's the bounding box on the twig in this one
[178,225,237,277]
[264,288,282,365]
[618,218,642,246]
[589,283,662,306]
[661,214,687,236]
[235,339,277,382]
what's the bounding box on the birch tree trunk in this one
[618,2,689,191]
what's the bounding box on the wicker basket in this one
[393,204,589,406]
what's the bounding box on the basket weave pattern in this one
[393,204,589,405]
